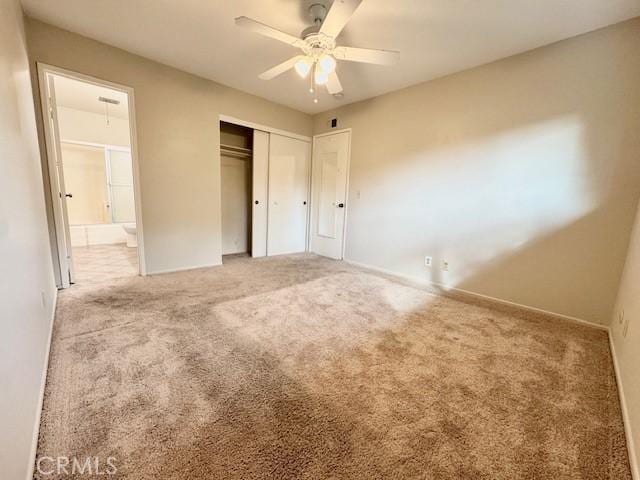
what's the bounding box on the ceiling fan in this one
[235,0,399,103]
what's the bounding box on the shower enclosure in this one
[63,141,136,247]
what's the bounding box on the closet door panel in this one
[252,130,269,257]
[267,134,310,256]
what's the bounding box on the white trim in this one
[219,114,312,143]
[340,129,352,260]
[146,261,223,276]
[609,332,639,480]
[305,139,312,253]
[313,127,352,138]
[310,128,352,260]
[343,258,608,331]
[36,63,147,278]
[38,66,71,288]
[60,139,130,152]
[25,288,58,480]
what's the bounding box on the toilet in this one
[122,224,137,248]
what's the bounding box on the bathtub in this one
[70,223,135,247]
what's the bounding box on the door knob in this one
[255,200,259,205]
[338,203,344,208]
[65,193,73,198]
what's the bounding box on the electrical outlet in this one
[424,256,432,267]
[623,315,630,338]
[442,260,449,272]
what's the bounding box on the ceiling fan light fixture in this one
[236,0,400,102]
[294,56,313,78]
[318,54,336,74]
[314,69,329,85]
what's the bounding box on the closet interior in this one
[220,121,253,259]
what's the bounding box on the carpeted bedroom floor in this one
[35,254,631,479]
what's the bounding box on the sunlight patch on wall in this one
[349,115,596,287]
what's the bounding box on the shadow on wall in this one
[331,21,640,325]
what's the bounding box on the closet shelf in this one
[220,144,252,158]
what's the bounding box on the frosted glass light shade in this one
[294,57,313,78]
[318,54,336,74]
[314,69,329,85]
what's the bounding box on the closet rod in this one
[220,143,251,153]
[221,151,251,159]
[220,150,251,158]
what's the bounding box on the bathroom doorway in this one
[38,64,145,286]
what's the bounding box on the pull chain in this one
[312,62,318,104]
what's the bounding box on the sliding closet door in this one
[267,134,311,256]
[252,130,269,257]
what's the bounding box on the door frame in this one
[310,128,352,260]
[37,63,147,285]
[219,114,312,143]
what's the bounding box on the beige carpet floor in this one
[35,254,631,479]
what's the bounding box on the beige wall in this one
[26,18,313,274]
[611,200,640,478]
[0,1,57,479]
[57,106,130,147]
[314,18,640,325]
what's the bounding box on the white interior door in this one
[310,130,351,260]
[267,134,310,256]
[43,73,75,286]
[252,130,269,257]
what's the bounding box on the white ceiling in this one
[53,74,129,119]
[23,0,640,114]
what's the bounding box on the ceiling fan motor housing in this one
[301,32,336,58]
[302,2,331,44]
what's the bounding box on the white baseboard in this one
[147,261,223,276]
[343,258,607,331]
[26,287,58,480]
[609,332,639,480]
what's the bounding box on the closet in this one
[220,122,253,256]
[220,121,311,260]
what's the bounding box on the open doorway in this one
[38,65,145,286]
[220,121,253,263]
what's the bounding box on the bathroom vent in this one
[98,96,120,125]
[98,96,120,105]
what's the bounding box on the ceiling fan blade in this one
[258,56,303,80]
[235,17,305,48]
[326,71,343,95]
[320,0,363,38]
[333,46,399,65]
